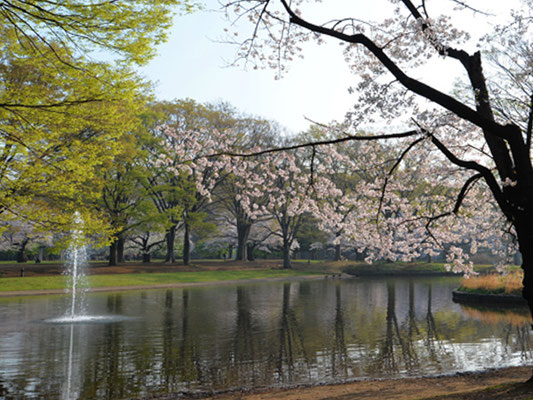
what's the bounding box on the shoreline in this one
[148,366,533,400]
[452,289,527,305]
[0,274,326,298]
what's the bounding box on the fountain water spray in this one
[64,211,88,319]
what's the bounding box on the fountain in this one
[37,213,134,399]
[45,212,118,324]
[65,212,87,319]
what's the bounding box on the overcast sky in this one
[139,0,512,134]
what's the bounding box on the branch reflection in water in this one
[0,277,531,399]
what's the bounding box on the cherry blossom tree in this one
[212,117,280,261]
[154,125,237,264]
[231,146,340,268]
[222,0,533,318]
[145,100,237,264]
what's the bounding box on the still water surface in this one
[0,276,531,399]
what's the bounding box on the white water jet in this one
[43,212,135,324]
[64,324,75,400]
[64,211,88,320]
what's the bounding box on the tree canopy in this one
[0,0,196,238]
[219,0,533,315]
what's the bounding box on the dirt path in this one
[202,367,533,400]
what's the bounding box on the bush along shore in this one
[453,271,526,305]
[340,261,510,277]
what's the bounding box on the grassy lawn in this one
[0,269,319,292]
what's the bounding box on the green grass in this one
[0,269,319,292]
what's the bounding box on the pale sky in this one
[139,0,511,134]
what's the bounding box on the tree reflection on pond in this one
[0,277,531,399]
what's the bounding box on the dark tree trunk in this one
[117,236,125,263]
[335,244,342,261]
[516,222,533,325]
[247,243,255,261]
[165,225,176,263]
[16,237,29,263]
[282,239,291,269]
[228,244,233,260]
[236,223,251,261]
[109,240,117,266]
[183,223,190,266]
[142,252,151,263]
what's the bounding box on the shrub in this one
[459,271,523,295]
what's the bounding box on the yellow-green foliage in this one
[0,1,198,242]
[459,271,523,295]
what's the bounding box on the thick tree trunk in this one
[117,236,125,263]
[335,244,341,261]
[236,223,251,261]
[109,240,117,266]
[16,237,29,263]
[517,225,533,323]
[228,244,233,260]
[282,239,291,269]
[165,226,176,263]
[246,243,255,261]
[183,223,190,266]
[142,252,151,263]
[515,220,533,383]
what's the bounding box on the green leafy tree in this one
[0,0,196,240]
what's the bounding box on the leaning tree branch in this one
[399,0,518,181]
[427,131,513,218]
[377,136,426,223]
[209,129,421,158]
[421,172,482,250]
[398,172,481,229]
[0,98,104,109]
[399,0,470,62]
[277,0,513,142]
[452,173,483,214]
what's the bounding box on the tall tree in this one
[0,0,196,239]
[223,1,533,317]
[215,117,280,261]
[150,100,238,264]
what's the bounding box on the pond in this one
[0,276,531,399]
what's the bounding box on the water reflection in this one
[0,277,531,399]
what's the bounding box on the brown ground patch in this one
[0,259,291,278]
[201,367,533,400]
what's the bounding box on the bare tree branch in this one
[0,98,103,109]
[277,0,513,141]
[377,136,426,223]
[427,132,512,219]
[210,129,421,158]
